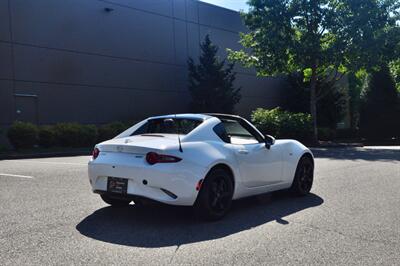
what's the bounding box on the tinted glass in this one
[132,118,202,135]
[222,119,259,144]
[213,123,230,143]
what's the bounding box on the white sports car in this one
[88,113,314,220]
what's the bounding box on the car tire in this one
[100,194,131,207]
[194,168,234,221]
[290,155,314,196]
[133,198,145,207]
[132,197,160,208]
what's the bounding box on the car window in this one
[131,118,202,135]
[213,123,230,143]
[219,119,260,145]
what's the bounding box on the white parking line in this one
[0,173,34,179]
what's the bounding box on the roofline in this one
[148,113,213,120]
[146,113,246,121]
[203,113,243,120]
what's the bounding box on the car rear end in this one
[88,135,206,206]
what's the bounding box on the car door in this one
[222,119,283,188]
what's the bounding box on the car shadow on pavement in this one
[312,147,400,162]
[76,192,323,247]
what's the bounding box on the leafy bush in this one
[7,121,39,149]
[53,123,98,147]
[336,128,360,140]
[38,125,57,148]
[53,123,80,147]
[251,107,312,141]
[0,144,8,153]
[98,122,128,142]
[80,124,99,147]
[318,127,335,141]
[8,121,130,149]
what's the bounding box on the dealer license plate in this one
[107,177,128,194]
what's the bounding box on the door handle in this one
[238,149,249,154]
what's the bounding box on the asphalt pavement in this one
[0,147,399,265]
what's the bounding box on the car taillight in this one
[146,152,182,165]
[92,148,100,160]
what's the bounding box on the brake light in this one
[146,152,182,165]
[92,148,100,160]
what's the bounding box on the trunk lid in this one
[98,134,180,154]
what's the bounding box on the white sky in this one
[200,0,249,12]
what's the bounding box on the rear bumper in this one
[88,154,206,206]
[93,190,166,204]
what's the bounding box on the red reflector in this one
[146,152,182,165]
[92,148,100,159]
[196,179,203,191]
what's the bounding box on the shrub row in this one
[7,110,357,150]
[7,121,130,150]
[251,107,313,142]
[317,127,361,141]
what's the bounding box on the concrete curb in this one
[0,150,90,160]
[311,143,364,148]
[306,141,364,148]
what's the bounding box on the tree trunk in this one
[310,65,318,144]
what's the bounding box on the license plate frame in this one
[107,177,128,194]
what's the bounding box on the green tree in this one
[359,64,400,140]
[284,73,347,130]
[229,0,400,142]
[188,35,241,113]
[389,59,400,92]
[347,70,369,129]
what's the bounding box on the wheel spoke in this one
[211,183,218,193]
[211,196,218,208]
[216,200,224,210]
[208,177,232,213]
[219,192,231,199]
[298,163,313,192]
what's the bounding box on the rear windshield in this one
[131,118,202,135]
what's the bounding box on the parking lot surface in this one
[0,147,399,265]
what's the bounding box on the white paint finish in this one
[0,173,34,179]
[231,142,284,187]
[88,114,313,206]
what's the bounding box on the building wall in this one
[0,0,285,126]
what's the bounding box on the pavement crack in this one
[169,244,180,264]
[297,221,399,246]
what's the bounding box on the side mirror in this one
[264,135,275,149]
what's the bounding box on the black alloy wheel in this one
[209,176,232,213]
[290,156,314,196]
[194,168,234,221]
